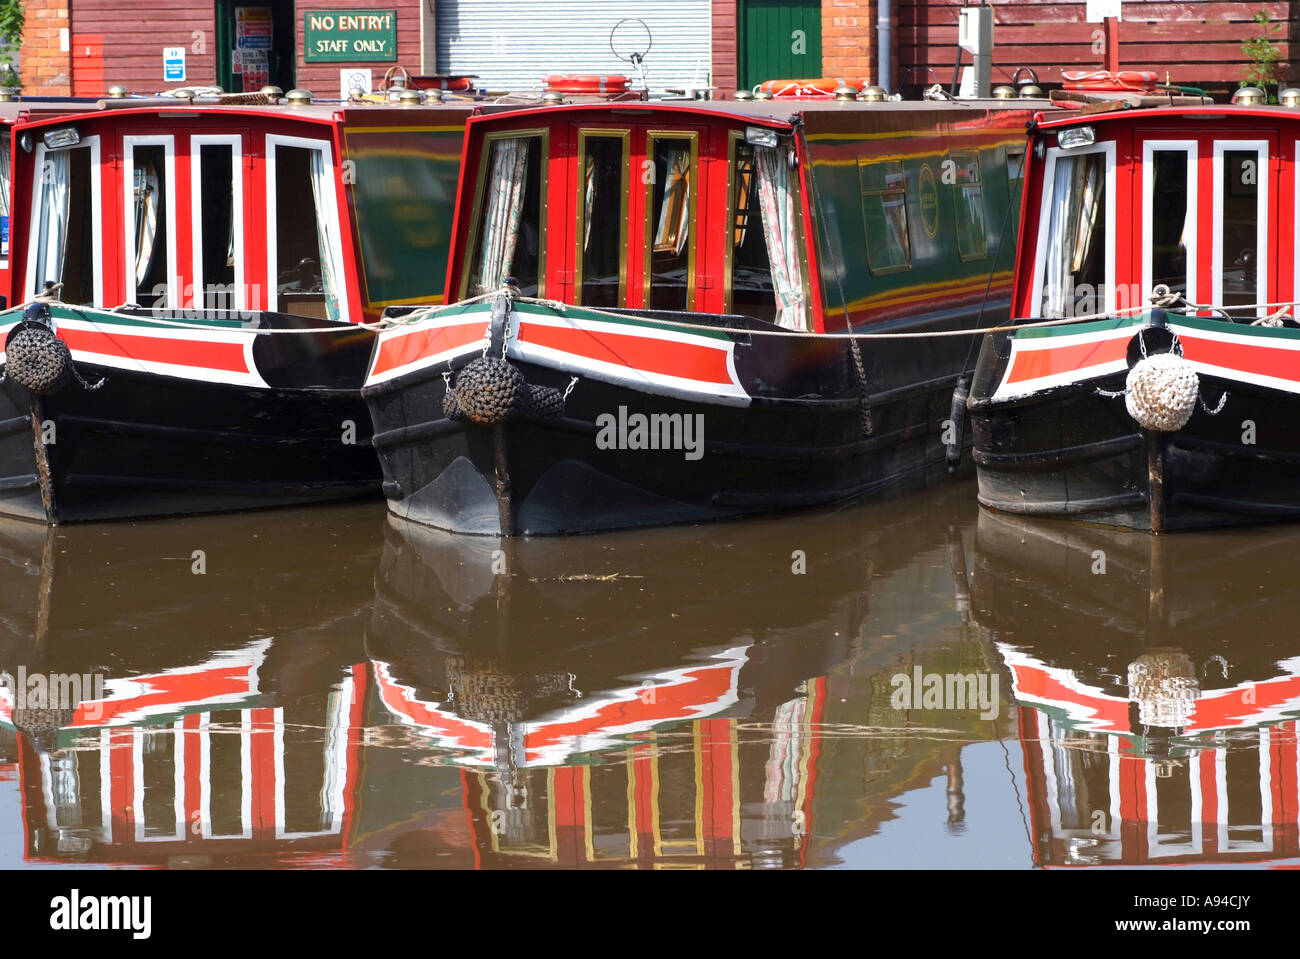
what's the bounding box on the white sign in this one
[341,68,373,98]
[163,46,186,82]
[1086,0,1122,22]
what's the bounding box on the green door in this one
[738,0,823,91]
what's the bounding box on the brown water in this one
[0,483,1296,869]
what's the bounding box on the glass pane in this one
[1040,152,1107,317]
[952,152,987,259]
[729,139,775,322]
[467,135,542,298]
[578,135,625,307]
[132,145,169,307]
[647,136,694,311]
[1149,151,1189,296]
[1221,149,1259,311]
[860,159,910,273]
[275,146,328,317]
[198,144,236,308]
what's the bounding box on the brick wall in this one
[20,0,72,96]
[822,0,876,84]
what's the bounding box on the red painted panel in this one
[71,34,105,98]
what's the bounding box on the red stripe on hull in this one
[1005,336,1128,384]
[57,328,250,375]
[371,322,483,377]
[521,324,733,386]
[1179,334,1300,385]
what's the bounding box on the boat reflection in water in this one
[0,488,1010,869]
[973,510,1300,867]
[0,506,380,867]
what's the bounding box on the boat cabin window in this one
[1144,145,1195,300]
[467,132,545,298]
[1217,146,1265,315]
[30,139,99,305]
[859,157,911,274]
[575,130,628,307]
[645,133,697,311]
[727,136,776,322]
[126,140,174,309]
[270,139,346,321]
[1039,148,1109,317]
[951,151,987,260]
[193,139,240,310]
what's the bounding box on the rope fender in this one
[442,356,568,424]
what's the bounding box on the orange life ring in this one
[413,75,476,93]
[544,74,630,94]
[757,77,867,99]
[1061,70,1158,93]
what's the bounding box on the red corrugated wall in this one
[70,0,216,96]
[294,0,422,94]
[896,1,1298,90]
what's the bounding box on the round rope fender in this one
[444,357,567,423]
[544,74,630,95]
[757,77,867,98]
[1125,351,1199,432]
[4,322,73,395]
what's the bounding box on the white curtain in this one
[133,162,159,288]
[309,148,345,322]
[0,133,10,257]
[34,149,70,293]
[475,138,529,294]
[754,145,808,331]
[1042,153,1103,317]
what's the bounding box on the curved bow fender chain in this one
[849,339,873,436]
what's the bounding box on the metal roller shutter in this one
[435,0,711,94]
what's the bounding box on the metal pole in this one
[877,0,892,93]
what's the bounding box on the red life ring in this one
[1061,70,1158,93]
[413,75,476,93]
[757,77,867,98]
[544,74,630,94]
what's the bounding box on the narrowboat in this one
[362,93,1052,535]
[0,93,475,523]
[969,91,1300,531]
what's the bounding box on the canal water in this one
[0,482,1294,869]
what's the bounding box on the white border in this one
[24,135,103,306]
[122,135,179,310]
[1141,139,1198,304]
[265,134,351,324]
[1030,140,1116,318]
[1212,139,1270,319]
[190,135,245,311]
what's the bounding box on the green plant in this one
[0,0,22,91]
[1241,10,1283,101]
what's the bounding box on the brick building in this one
[15,1,1300,100]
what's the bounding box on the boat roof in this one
[1036,100,1300,130]
[471,95,1058,128]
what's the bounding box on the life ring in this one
[1061,70,1158,93]
[544,74,630,94]
[413,75,476,93]
[757,77,867,99]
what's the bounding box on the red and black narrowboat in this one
[0,94,474,523]
[363,93,1050,535]
[969,92,1300,531]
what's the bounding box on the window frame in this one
[643,129,699,311]
[858,155,913,276]
[949,149,988,262]
[265,133,351,324]
[122,135,179,310]
[25,135,104,307]
[190,134,245,312]
[1211,138,1269,319]
[1140,139,1199,305]
[573,128,630,307]
[1030,140,1117,319]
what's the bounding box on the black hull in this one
[364,303,988,536]
[969,326,1300,532]
[0,308,382,523]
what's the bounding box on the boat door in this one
[558,120,709,312]
[1133,129,1278,319]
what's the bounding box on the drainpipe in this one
[877,0,892,93]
